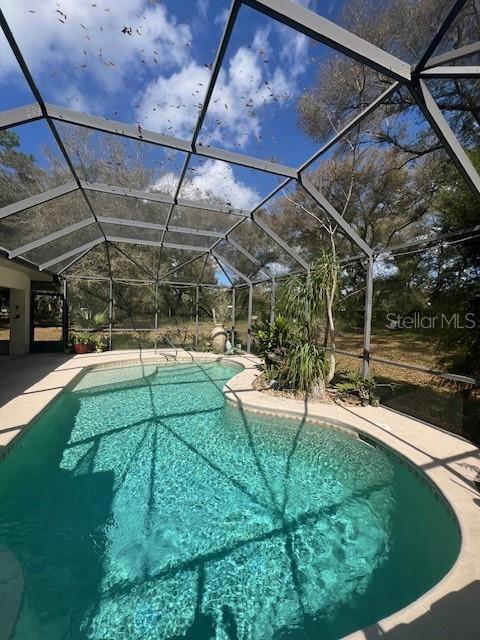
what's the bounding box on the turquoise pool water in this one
[0,361,459,639]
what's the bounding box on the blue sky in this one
[0,0,360,209]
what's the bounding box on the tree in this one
[433,149,480,379]
[294,0,479,264]
[298,0,479,151]
[0,129,44,208]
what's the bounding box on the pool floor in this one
[0,361,460,639]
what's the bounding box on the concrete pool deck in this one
[0,349,479,640]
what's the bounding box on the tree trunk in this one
[325,278,337,384]
[311,376,328,402]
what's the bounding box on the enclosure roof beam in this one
[82,181,249,217]
[175,198,248,218]
[161,225,224,239]
[156,155,192,272]
[206,178,307,274]
[299,176,373,257]
[8,218,95,259]
[156,0,242,285]
[0,182,78,220]
[196,253,210,285]
[194,144,297,177]
[414,0,469,72]
[106,236,207,252]
[57,240,105,275]
[225,237,273,280]
[241,0,411,81]
[0,244,43,272]
[96,216,224,238]
[156,2,241,281]
[212,254,235,286]
[192,0,240,144]
[39,237,105,271]
[0,102,43,130]
[298,82,400,173]
[107,241,156,280]
[45,104,190,152]
[419,66,480,78]
[205,177,293,264]
[84,182,173,205]
[372,224,480,257]
[252,215,310,270]
[212,250,252,284]
[66,274,224,287]
[243,270,305,287]
[411,80,480,200]
[44,103,298,179]
[423,41,480,69]
[158,251,209,281]
[0,9,112,276]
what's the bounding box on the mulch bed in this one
[252,373,361,406]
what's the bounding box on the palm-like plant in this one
[267,251,339,397]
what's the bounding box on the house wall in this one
[0,258,52,355]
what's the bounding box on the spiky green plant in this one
[278,342,328,394]
[256,315,288,363]
[256,251,338,397]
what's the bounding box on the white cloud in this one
[1,2,311,156]
[279,30,309,77]
[214,8,229,27]
[0,1,191,93]
[136,27,295,147]
[135,62,210,139]
[52,84,97,113]
[153,159,259,210]
[197,0,210,20]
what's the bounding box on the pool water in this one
[0,361,460,640]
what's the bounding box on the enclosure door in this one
[30,291,67,352]
[0,288,9,355]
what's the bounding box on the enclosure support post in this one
[362,256,374,378]
[231,287,236,349]
[108,279,113,351]
[154,282,159,331]
[195,285,199,350]
[62,278,69,347]
[247,284,253,354]
[270,278,276,324]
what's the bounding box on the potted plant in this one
[92,334,108,353]
[72,332,89,354]
[336,370,393,407]
[364,375,381,407]
[64,336,74,354]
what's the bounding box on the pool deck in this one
[0,349,479,640]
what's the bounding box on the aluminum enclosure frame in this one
[0,0,478,383]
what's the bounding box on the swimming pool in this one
[0,360,460,639]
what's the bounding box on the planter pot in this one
[74,343,87,354]
[211,324,227,354]
[369,395,380,407]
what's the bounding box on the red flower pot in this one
[74,343,88,354]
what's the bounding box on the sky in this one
[0,0,351,211]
